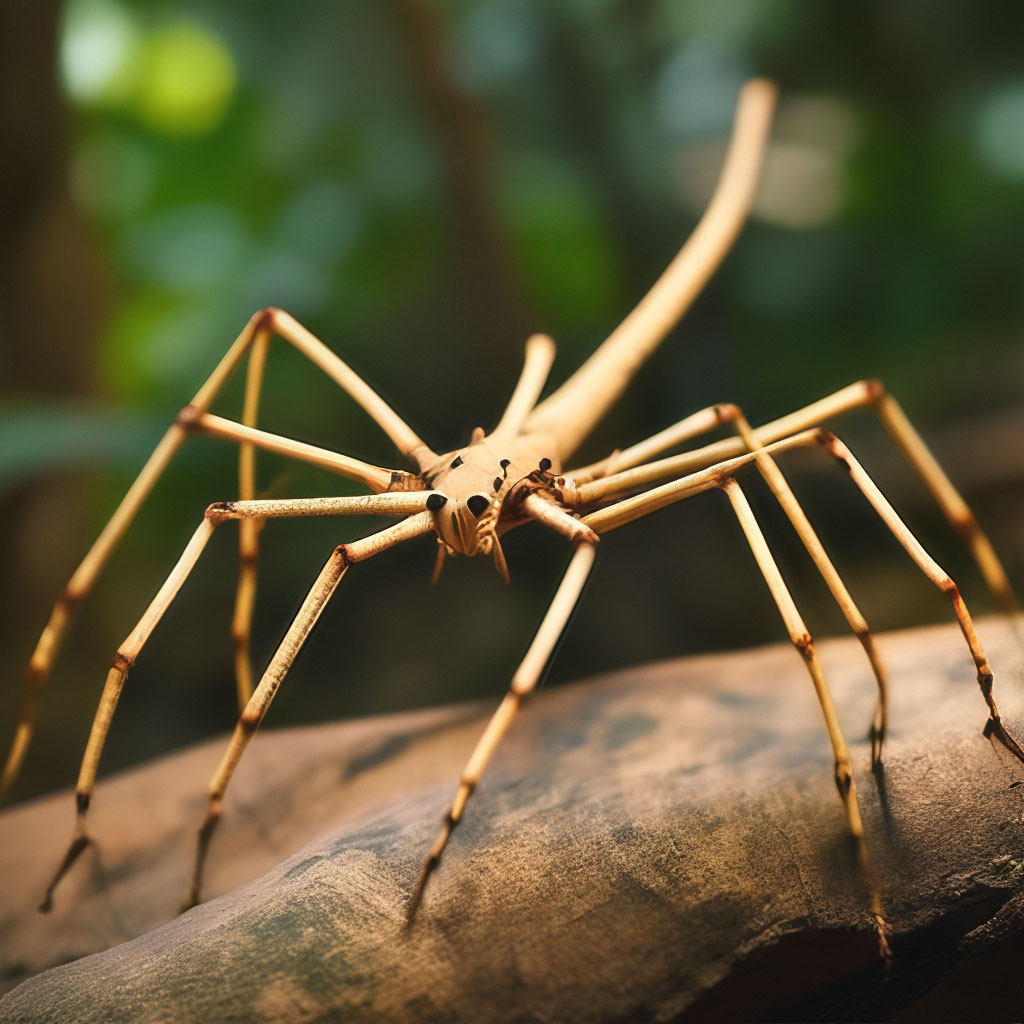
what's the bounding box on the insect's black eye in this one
[493,477,503,492]
[426,493,447,512]
[450,455,464,469]
[539,457,552,472]
[467,494,489,518]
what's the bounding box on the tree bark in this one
[2,617,1023,1021]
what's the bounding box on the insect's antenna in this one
[431,541,447,584]
[525,78,777,461]
[491,333,556,439]
[491,537,510,584]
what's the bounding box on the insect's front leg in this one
[181,511,434,912]
[406,541,597,924]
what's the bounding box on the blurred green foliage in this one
[3,0,1023,799]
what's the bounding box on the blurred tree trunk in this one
[0,0,111,791]
[0,0,106,392]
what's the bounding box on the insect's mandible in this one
[6,78,1023,956]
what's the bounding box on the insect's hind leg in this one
[584,427,1024,765]
[575,380,1017,616]
[232,330,270,709]
[719,478,889,956]
[813,430,1024,762]
[726,407,890,764]
[582,471,888,953]
[759,381,1016,615]
[2,314,269,800]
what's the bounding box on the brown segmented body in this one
[420,432,561,557]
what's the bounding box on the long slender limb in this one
[815,430,1024,762]
[4,315,258,798]
[525,79,776,460]
[872,391,1015,614]
[578,465,887,948]
[491,333,556,439]
[406,541,597,924]
[4,307,429,797]
[568,405,729,485]
[181,511,434,912]
[570,401,893,759]
[37,495,434,911]
[259,308,434,467]
[719,479,888,954]
[725,408,890,763]
[192,414,400,491]
[233,331,270,710]
[577,428,1024,763]
[570,380,1015,613]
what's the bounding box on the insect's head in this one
[422,430,562,580]
[424,439,511,562]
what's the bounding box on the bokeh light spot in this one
[133,22,237,137]
[60,0,141,105]
[974,82,1024,179]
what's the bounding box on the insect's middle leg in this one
[581,467,888,951]
[719,478,888,954]
[568,402,892,762]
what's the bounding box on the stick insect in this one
[5,80,1022,948]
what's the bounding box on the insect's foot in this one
[38,833,92,913]
[868,717,886,770]
[404,857,436,929]
[875,912,893,968]
[179,801,221,914]
[403,896,422,929]
[984,715,1024,766]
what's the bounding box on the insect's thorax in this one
[421,431,561,558]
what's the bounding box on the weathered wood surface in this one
[2,617,1024,1022]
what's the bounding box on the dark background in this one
[2,0,1023,800]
